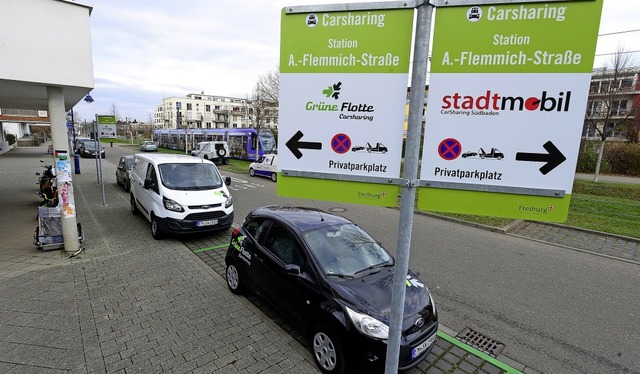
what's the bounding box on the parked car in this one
[130,154,234,239]
[115,155,134,192]
[74,137,91,152]
[192,141,229,164]
[140,141,158,152]
[225,206,438,373]
[78,141,105,158]
[461,151,477,158]
[249,154,278,182]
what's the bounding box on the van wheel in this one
[249,168,255,177]
[130,194,139,215]
[310,326,346,374]
[271,173,277,182]
[151,214,163,240]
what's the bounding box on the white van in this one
[249,154,278,182]
[191,141,229,164]
[130,154,234,239]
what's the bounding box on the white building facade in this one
[155,93,278,130]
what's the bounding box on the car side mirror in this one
[284,264,301,275]
[225,176,231,186]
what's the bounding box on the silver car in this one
[140,141,158,152]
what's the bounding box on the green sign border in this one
[278,175,400,207]
[418,188,571,222]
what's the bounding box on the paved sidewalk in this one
[0,146,318,373]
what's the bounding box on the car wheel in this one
[116,175,122,186]
[271,173,277,182]
[217,148,227,158]
[311,326,346,374]
[225,262,243,294]
[249,168,255,177]
[150,214,163,240]
[130,194,139,215]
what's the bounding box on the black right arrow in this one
[515,141,566,175]
[285,130,322,159]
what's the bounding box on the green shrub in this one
[5,133,16,145]
[576,139,640,176]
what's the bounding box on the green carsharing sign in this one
[277,6,414,206]
[418,0,603,222]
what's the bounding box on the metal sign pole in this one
[384,1,434,373]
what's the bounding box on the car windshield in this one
[82,142,100,151]
[125,158,133,169]
[303,223,393,277]
[158,162,223,190]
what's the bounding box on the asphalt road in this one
[104,146,640,374]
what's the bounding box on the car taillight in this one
[231,226,241,237]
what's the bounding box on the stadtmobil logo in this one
[441,90,572,116]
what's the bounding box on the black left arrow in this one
[286,130,322,159]
[515,141,566,175]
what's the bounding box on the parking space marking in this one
[193,243,228,253]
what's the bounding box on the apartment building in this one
[154,93,278,130]
[583,66,640,141]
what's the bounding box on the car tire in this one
[130,194,139,215]
[249,168,255,177]
[310,326,346,374]
[271,173,277,182]
[225,262,243,294]
[150,213,163,240]
[217,148,227,158]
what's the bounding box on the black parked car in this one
[225,206,438,373]
[78,141,105,158]
[115,155,134,191]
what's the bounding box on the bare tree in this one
[248,66,280,161]
[584,46,638,182]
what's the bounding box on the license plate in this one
[196,219,218,227]
[411,333,436,359]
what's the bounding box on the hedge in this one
[576,140,640,176]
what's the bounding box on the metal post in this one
[94,116,106,206]
[384,2,434,373]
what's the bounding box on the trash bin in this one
[74,153,81,174]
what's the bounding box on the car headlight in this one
[224,193,233,208]
[346,306,389,340]
[163,196,184,212]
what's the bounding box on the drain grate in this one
[456,327,505,358]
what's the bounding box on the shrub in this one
[5,133,16,145]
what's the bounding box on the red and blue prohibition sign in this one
[438,138,462,160]
[331,133,351,154]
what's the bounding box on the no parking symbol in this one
[438,138,461,160]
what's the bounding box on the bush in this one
[576,140,640,176]
[5,133,16,145]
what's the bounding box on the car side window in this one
[244,217,269,241]
[145,165,159,193]
[263,224,305,268]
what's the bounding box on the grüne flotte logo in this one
[304,82,375,121]
[441,90,572,116]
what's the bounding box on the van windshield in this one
[158,163,223,190]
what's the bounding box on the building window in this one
[205,105,211,112]
[186,103,192,110]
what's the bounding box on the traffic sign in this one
[277,7,414,206]
[418,0,603,222]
